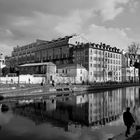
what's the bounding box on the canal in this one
[0,86,140,140]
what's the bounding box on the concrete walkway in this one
[111,128,140,140]
[127,130,140,140]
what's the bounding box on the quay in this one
[0,82,140,100]
[109,129,140,140]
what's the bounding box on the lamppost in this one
[103,45,106,82]
[103,52,108,82]
[0,66,1,84]
[0,53,3,83]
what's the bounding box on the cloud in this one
[83,24,133,50]
[128,0,139,13]
[0,43,13,56]
[95,0,131,21]
[0,0,138,56]
[100,7,124,21]
[0,28,13,38]
[55,9,93,36]
[11,12,60,41]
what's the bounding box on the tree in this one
[128,42,140,82]
[2,67,10,76]
[127,42,140,66]
[128,42,139,58]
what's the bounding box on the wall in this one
[0,75,45,84]
[57,66,88,84]
[122,67,139,82]
[57,67,77,77]
[76,68,88,83]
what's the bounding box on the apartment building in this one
[10,35,87,67]
[10,35,124,83]
[72,43,122,82]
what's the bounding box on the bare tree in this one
[128,42,140,82]
[128,42,140,58]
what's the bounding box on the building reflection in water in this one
[11,86,140,131]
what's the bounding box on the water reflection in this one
[8,87,140,127]
[0,106,13,127]
[0,86,140,139]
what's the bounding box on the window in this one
[85,64,88,68]
[50,75,52,81]
[66,69,67,74]
[80,76,82,81]
[85,57,88,62]
[80,69,82,74]
[94,50,97,54]
[108,59,110,63]
[85,50,88,55]
[90,56,92,61]
[90,49,92,55]
[94,57,97,61]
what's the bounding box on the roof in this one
[57,64,86,69]
[20,62,56,67]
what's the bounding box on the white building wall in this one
[76,68,88,83]
[57,67,77,77]
[87,48,122,83]
[57,65,88,84]
[0,75,45,84]
[0,57,6,69]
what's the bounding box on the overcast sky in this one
[0,0,140,56]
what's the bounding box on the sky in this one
[0,0,140,56]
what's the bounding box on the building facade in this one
[11,35,87,67]
[57,64,88,84]
[72,43,122,83]
[0,53,6,76]
[20,62,56,83]
[11,35,140,83]
[0,53,5,69]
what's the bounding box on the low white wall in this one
[0,75,45,84]
[0,74,87,84]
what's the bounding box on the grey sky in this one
[0,0,139,55]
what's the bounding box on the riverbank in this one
[0,82,140,100]
[73,82,140,91]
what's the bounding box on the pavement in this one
[127,130,140,140]
[110,128,140,140]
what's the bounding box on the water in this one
[0,86,140,140]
